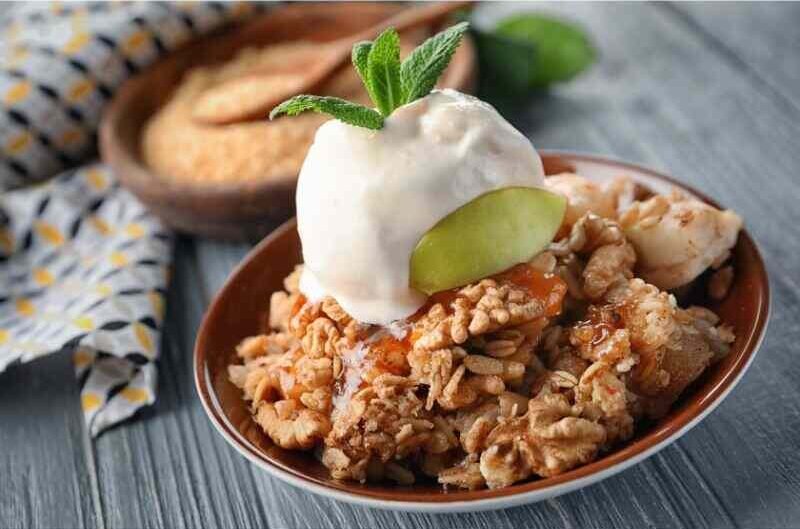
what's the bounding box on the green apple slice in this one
[410,187,566,295]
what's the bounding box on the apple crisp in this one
[228,176,739,490]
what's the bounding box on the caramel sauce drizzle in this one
[330,263,568,411]
[573,303,625,346]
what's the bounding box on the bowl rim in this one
[194,150,771,512]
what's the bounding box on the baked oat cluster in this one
[228,174,738,490]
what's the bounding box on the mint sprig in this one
[270,22,469,129]
[367,28,402,117]
[351,41,373,92]
[400,22,469,105]
[269,95,384,130]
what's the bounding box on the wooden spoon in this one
[192,1,472,126]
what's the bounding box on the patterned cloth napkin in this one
[0,2,257,436]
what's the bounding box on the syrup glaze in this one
[330,263,568,412]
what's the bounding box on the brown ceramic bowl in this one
[100,3,477,241]
[194,151,770,512]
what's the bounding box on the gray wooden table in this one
[3,2,800,528]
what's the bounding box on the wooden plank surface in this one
[0,353,97,529]
[667,2,800,109]
[2,2,799,528]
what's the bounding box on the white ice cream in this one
[296,89,544,324]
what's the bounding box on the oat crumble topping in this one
[227,176,737,490]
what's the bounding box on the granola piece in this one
[320,296,370,342]
[235,331,297,361]
[498,323,546,385]
[548,347,591,379]
[236,335,270,360]
[301,317,340,359]
[291,293,365,348]
[428,416,460,454]
[498,391,530,418]
[409,344,518,410]
[548,213,633,304]
[448,391,533,460]
[439,365,479,410]
[466,374,506,395]
[246,366,279,406]
[267,267,305,332]
[452,400,502,454]
[531,369,579,397]
[290,300,323,339]
[576,362,634,445]
[464,354,504,376]
[582,242,636,301]
[299,387,332,413]
[231,312,341,426]
[408,347,455,409]
[539,326,591,380]
[323,374,454,482]
[254,399,331,450]
[568,305,637,373]
[295,355,333,388]
[483,340,518,359]
[550,213,627,257]
[553,253,587,304]
[604,278,677,396]
[229,352,288,405]
[439,455,486,490]
[412,271,566,352]
[571,325,633,369]
[479,426,535,489]
[619,190,742,290]
[531,326,590,397]
[322,447,370,482]
[479,393,606,488]
[408,346,458,409]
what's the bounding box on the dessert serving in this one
[226,24,743,490]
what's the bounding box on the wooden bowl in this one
[194,151,770,512]
[100,3,478,241]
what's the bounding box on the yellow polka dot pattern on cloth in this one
[0,165,171,436]
[0,2,261,437]
[82,392,102,412]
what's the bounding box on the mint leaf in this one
[494,14,595,87]
[367,27,402,117]
[400,21,469,105]
[269,95,384,130]
[351,41,373,94]
[270,23,472,130]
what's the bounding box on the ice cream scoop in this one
[296,89,545,324]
